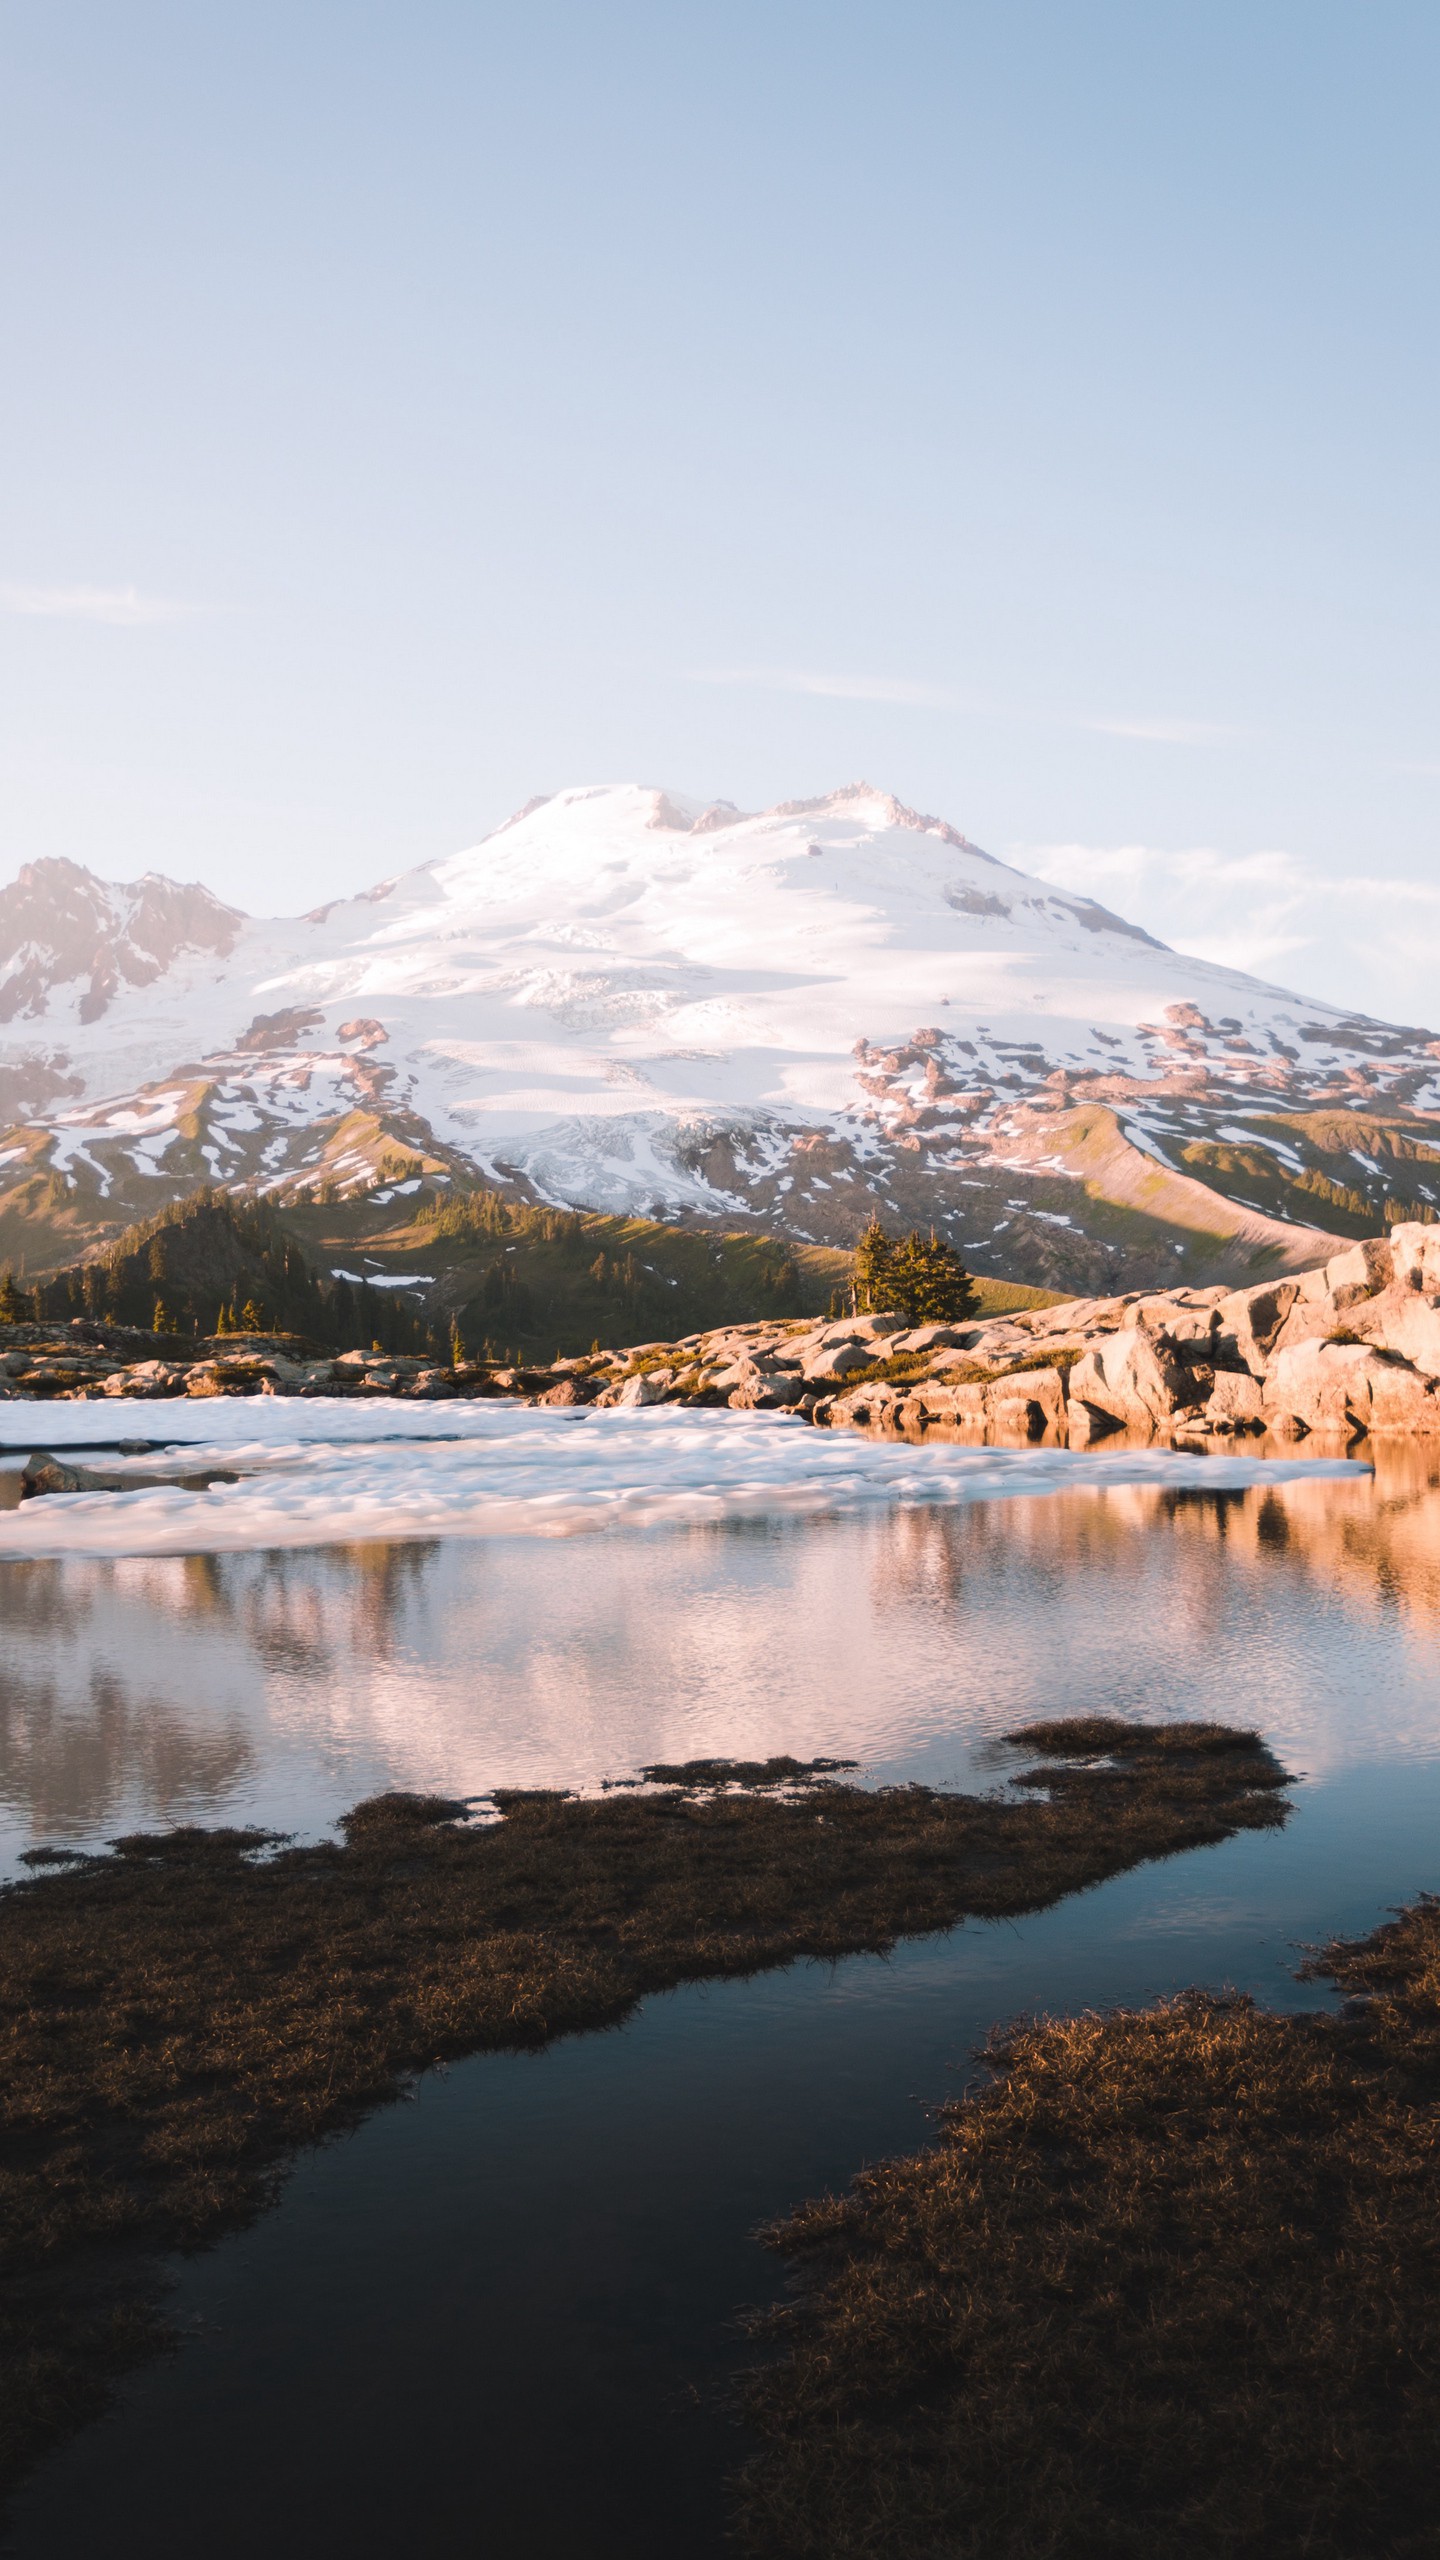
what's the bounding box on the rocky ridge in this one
[5,1222,1440,1445]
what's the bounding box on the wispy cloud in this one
[687,670,1248,740]
[1082,715,1242,745]
[0,582,190,627]
[685,665,960,710]
[1022,838,1440,1022]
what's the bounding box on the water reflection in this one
[3,1446,1440,1870]
[2,1668,256,1843]
[9,1449,1440,2560]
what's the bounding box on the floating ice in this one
[0,1399,1369,1560]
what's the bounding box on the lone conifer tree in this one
[853,1217,895,1314]
[852,1218,977,1324]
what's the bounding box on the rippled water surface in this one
[5,1437,1440,2557]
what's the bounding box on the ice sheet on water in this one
[0,1398,1369,1560]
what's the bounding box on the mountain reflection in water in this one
[1,1444,1438,1871]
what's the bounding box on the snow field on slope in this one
[0,1400,1366,1558]
[21,782,1429,1224]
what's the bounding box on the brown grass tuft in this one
[737,1893,1440,2560]
[0,1722,1288,2503]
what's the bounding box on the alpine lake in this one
[2,1425,1439,2558]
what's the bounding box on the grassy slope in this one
[6,1181,1065,1359]
[1178,1109,1440,1239]
[1035,1105,1339,1279]
[278,1194,1066,1357]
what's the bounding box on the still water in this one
[4,1444,1440,2556]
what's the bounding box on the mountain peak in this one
[0,857,245,1025]
[2,782,1438,1295]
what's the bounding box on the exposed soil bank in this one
[0,1723,1286,2505]
[738,1892,1440,2560]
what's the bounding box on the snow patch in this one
[0,1402,1366,1559]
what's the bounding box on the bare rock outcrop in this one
[6,1221,1440,1446]
[1069,1330,1207,1433]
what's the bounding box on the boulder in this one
[885,1323,978,1354]
[828,1381,906,1429]
[1390,1223,1440,1293]
[1351,1284,1440,1376]
[1263,1251,1396,1357]
[1203,1370,1266,1431]
[800,1341,875,1383]
[185,1363,241,1398]
[611,1372,672,1408]
[728,1374,807,1409]
[403,1368,459,1398]
[1260,1339,1440,1434]
[1214,1280,1300,1375]
[101,1361,186,1398]
[986,1365,1067,1436]
[1067,1329,1198,1430]
[1368,1357,1440,1433]
[1262,1341,1367,1431]
[1322,1237,1393,1308]
[980,1395,1051,1442]
[1268,1292,1354,1357]
[892,1380,988,1425]
[537,1376,591,1406]
[1133,1298,1218,1349]
[1066,1399,1119,1445]
[19,1453,87,1496]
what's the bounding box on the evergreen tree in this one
[0,1267,28,1324]
[852,1218,976,1324]
[152,1297,176,1335]
[898,1228,978,1323]
[239,1299,266,1334]
[853,1218,896,1314]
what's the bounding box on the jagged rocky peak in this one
[0,856,245,1025]
[638,778,995,857]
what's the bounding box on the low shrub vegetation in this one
[0,1720,1285,2503]
[738,1889,1440,2560]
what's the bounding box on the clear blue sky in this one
[4,2,1440,1017]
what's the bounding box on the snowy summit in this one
[1,781,1438,1291]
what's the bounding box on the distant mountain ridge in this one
[1,781,1438,1292]
[0,855,241,1025]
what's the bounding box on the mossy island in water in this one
[0,1720,1288,2506]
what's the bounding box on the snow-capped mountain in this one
[2,781,1438,1290]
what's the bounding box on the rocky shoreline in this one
[3,1222,1440,1443]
